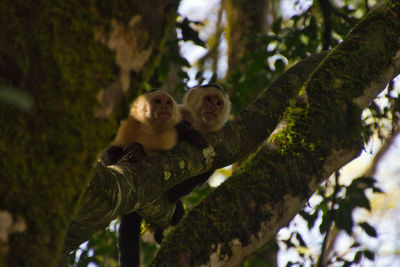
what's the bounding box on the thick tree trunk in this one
[0,1,179,266]
[225,0,270,74]
[225,0,271,99]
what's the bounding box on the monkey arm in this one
[101,145,124,165]
[167,171,213,203]
[101,142,146,165]
[175,120,208,148]
[152,171,213,244]
[120,143,146,163]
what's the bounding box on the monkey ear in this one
[175,121,208,148]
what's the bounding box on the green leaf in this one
[272,17,282,33]
[319,213,330,234]
[299,210,319,229]
[177,18,206,47]
[346,177,378,211]
[359,222,378,238]
[349,190,371,210]
[350,241,361,248]
[363,250,375,260]
[274,59,286,73]
[354,251,362,263]
[157,55,170,83]
[295,232,306,247]
[334,200,354,234]
[176,54,191,67]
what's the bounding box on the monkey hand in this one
[101,146,124,165]
[119,142,146,163]
[176,120,208,148]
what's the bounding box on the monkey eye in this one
[217,100,223,106]
[154,98,161,104]
[206,96,212,102]
[166,99,171,105]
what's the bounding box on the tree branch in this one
[317,0,333,50]
[61,52,328,260]
[152,2,400,266]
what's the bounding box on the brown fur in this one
[113,90,181,153]
[151,84,231,246]
[110,90,184,267]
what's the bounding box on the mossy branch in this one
[61,52,328,260]
[152,2,400,266]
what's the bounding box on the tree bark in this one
[61,49,328,262]
[0,1,179,266]
[225,0,270,74]
[152,2,400,266]
[2,1,399,267]
[225,0,271,98]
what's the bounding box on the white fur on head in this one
[130,90,181,129]
[183,84,230,133]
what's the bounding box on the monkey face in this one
[131,90,180,129]
[201,93,224,121]
[183,84,231,133]
[150,94,174,121]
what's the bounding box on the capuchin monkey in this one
[103,89,178,165]
[101,89,206,267]
[181,83,231,134]
[153,83,231,244]
[101,89,207,164]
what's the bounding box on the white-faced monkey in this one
[153,83,231,243]
[101,89,206,267]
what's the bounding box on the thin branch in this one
[317,172,340,267]
[330,7,359,25]
[317,0,333,50]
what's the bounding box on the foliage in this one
[282,175,382,266]
[226,33,288,113]
[66,223,119,267]
[151,15,207,95]
[239,0,400,264]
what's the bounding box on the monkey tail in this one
[119,212,142,267]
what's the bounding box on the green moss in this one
[269,4,400,164]
[154,3,400,264]
[0,0,179,263]
[155,144,315,265]
[0,0,173,265]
